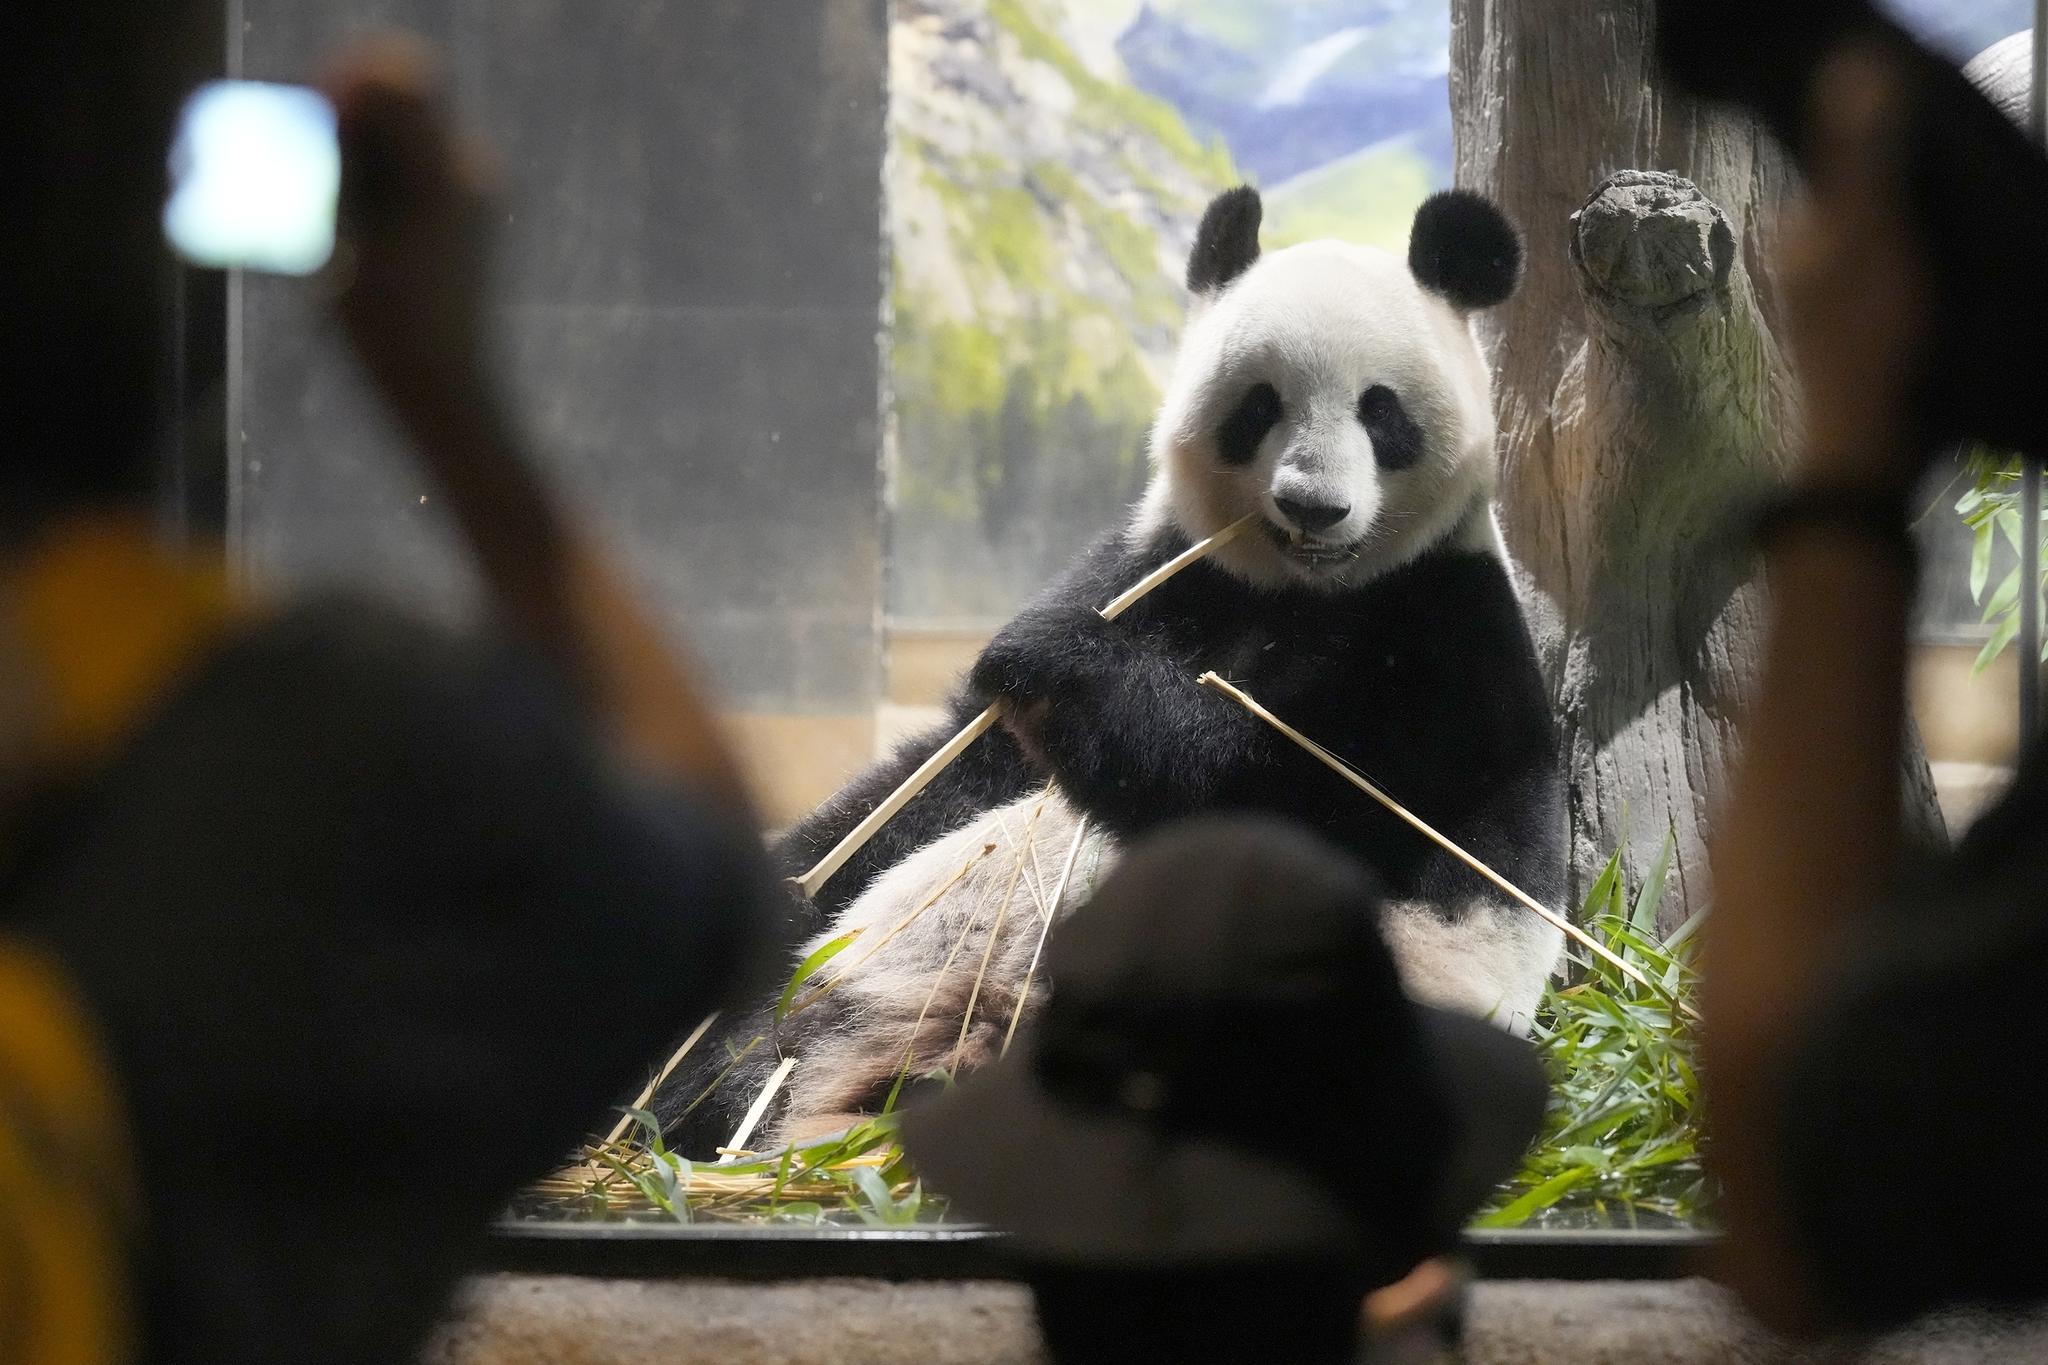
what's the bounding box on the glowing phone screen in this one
[164,81,340,276]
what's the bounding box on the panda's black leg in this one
[648,1001,788,1159]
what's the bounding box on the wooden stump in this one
[1485,163,1946,927]
[1451,0,1948,930]
[1536,170,1784,924]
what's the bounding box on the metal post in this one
[2023,10,2048,741]
[223,0,247,567]
[160,1,233,545]
[2024,472,2041,742]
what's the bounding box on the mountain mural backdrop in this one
[1885,0,2032,59]
[886,0,2033,620]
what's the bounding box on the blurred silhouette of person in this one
[2,13,770,1364]
[903,816,1545,1365]
[1708,40,2048,1337]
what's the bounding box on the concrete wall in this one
[228,1,888,819]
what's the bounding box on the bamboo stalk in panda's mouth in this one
[790,513,1260,901]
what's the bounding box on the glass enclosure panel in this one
[886,0,1446,627]
[1915,451,2028,830]
[209,0,2035,1239]
[1887,0,2037,828]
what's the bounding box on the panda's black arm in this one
[969,597,1288,839]
[1409,757,1570,910]
[1405,638,1570,913]
[770,528,1154,922]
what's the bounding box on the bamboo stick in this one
[785,838,997,1019]
[791,513,1259,899]
[949,792,1050,1071]
[885,837,1018,1093]
[1197,671,1699,1022]
[1096,514,1260,619]
[721,1054,798,1162]
[1000,812,1091,1057]
[603,1010,720,1147]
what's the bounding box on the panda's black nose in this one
[1274,496,1349,535]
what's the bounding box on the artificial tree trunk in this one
[1450,1,1945,930]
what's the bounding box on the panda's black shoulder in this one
[1351,547,1551,708]
[1372,544,1530,630]
[1434,552,1552,712]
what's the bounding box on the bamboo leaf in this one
[1582,851,1622,928]
[1476,1168,1591,1228]
[771,1202,827,1224]
[1977,614,2020,674]
[778,932,858,1022]
[1986,565,2022,621]
[848,1166,911,1226]
[1630,827,1674,942]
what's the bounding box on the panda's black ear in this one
[1186,186,1262,294]
[1408,189,1523,312]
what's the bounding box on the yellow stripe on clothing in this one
[0,943,133,1365]
[4,515,243,774]
[0,515,246,1364]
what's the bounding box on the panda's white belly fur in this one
[772,788,1110,1143]
[772,787,1561,1144]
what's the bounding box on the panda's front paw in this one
[967,635,1037,707]
[1025,694,1099,777]
[968,604,1107,707]
[997,696,1055,773]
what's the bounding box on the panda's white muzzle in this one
[1265,455,1375,571]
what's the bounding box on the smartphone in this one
[164,80,341,276]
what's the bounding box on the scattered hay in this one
[525,1111,934,1227]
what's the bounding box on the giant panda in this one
[655,186,1566,1157]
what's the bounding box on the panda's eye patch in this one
[1358,385,1424,471]
[1216,382,1282,467]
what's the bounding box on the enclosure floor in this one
[426,1275,2048,1363]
